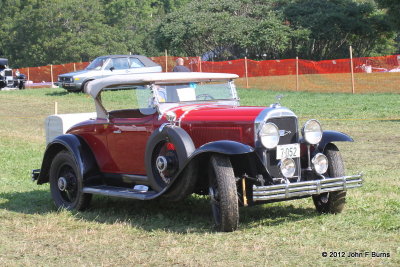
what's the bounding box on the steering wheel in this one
[196,94,215,100]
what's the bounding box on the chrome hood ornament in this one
[271,94,284,108]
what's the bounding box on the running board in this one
[82,185,158,200]
[252,174,363,202]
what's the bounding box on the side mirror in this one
[110,67,115,71]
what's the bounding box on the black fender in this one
[37,134,98,185]
[318,130,353,151]
[190,140,254,159]
[173,140,255,177]
[173,140,255,180]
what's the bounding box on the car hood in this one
[171,105,265,124]
[166,105,266,147]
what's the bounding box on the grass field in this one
[0,87,399,266]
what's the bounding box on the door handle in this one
[113,129,122,134]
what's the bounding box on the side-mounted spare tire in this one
[145,126,197,201]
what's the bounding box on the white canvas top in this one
[85,72,238,98]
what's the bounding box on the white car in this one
[56,55,162,92]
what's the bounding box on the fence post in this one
[55,102,58,115]
[27,67,30,84]
[245,57,249,88]
[296,57,299,91]
[50,64,54,87]
[165,49,168,72]
[73,63,76,72]
[349,46,355,94]
[198,56,202,72]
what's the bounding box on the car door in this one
[105,114,155,175]
[127,57,146,74]
[102,57,131,78]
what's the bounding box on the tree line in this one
[0,0,399,68]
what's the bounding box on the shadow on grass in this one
[239,202,318,227]
[0,190,318,233]
[45,91,71,96]
[0,190,53,214]
[379,119,400,122]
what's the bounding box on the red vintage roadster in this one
[32,72,362,231]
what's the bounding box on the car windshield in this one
[86,57,108,70]
[153,80,239,113]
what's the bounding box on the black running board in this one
[82,185,159,200]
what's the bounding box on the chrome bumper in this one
[252,174,363,202]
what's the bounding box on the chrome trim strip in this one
[178,106,202,127]
[252,174,363,201]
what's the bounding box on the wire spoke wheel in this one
[56,165,78,202]
[50,151,91,210]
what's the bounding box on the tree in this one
[376,0,400,29]
[155,0,303,60]
[375,0,400,53]
[6,0,133,67]
[281,0,396,59]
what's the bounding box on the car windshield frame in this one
[150,80,240,115]
[86,57,109,70]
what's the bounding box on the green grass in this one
[0,87,399,266]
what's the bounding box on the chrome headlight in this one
[260,122,280,149]
[312,153,328,174]
[279,158,296,178]
[302,119,322,144]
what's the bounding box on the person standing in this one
[172,58,190,72]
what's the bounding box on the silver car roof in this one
[93,55,160,68]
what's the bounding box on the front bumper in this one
[252,174,363,202]
[57,81,82,90]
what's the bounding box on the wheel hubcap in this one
[156,156,168,172]
[153,141,179,186]
[58,177,68,191]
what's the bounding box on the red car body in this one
[32,72,363,231]
[68,104,262,175]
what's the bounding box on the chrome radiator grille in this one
[264,116,300,179]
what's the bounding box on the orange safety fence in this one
[15,54,400,93]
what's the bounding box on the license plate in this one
[276,143,300,160]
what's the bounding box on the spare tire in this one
[145,126,196,201]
